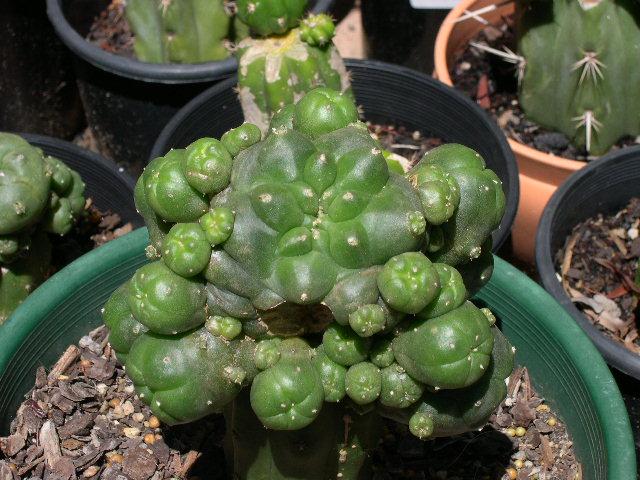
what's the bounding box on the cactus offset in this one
[236,2,352,132]
[104,89,512,479]
[125,0,231,63]
[0,133,85,323]
[517,0,640,155]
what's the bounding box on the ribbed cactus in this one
[125,0,231,63]
[236,0,352,132]
[103,88,512,479]
[0,133,85,323]
[517,0,640,155]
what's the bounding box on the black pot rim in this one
[151,58,519,251]
[18,132,141,227]
[20,132,136,192]
[46,0,334,84]
[536,144,640,380]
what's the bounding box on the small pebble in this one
[535,404,550,413]
[132,412,145,423]
[547,417,557,427]
[506,427,517,437]
[108,398,121,408]
[83,465,100,478]
[122,400,135,416]
[149,415,161,428]
[107,452,124,464]
[514,459,524,469]
[505,467,517,479]
[123,427,140,438]
[144,433,156,445]
[515,426,527,437]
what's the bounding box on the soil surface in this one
[48,203,133,274]
[450,21,639,161]
[368,122,443,166]
[87,0,134,59]
[0,329,580,480]
[556,197,640,355]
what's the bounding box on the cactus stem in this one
[572,51,606,85]
[469,42,526,84]
[572,110,603,152]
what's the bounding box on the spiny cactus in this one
[125,0,231,63]
[0,133,85,323]
[104,88,511,479]
[236,0,352,132]
[517,0,640,155]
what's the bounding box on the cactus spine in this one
[517,0,640,155]
[103,89,512,479]
[125,0,231,63]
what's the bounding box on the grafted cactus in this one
[236,0,352,132]
[516,0,640,155]
[104,88,512,479]
[0,133,85,323]
[125,0,231,63]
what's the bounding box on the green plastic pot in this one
[0,228,635,479]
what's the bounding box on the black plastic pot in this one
[151,59,519,251]
[536,145,640,380]
[46,0,334,173]
[21,133,142,227]
[0,0,83,139]
[362,0,449,75]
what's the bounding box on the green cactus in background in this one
[125,0,231,63]
[236,1,352,132]
[516,0,640,155]
[103,88,512,479]
[236,0,308,36]
[0,133,86,323]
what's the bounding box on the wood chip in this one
[122,445,157,480]
[48,346,80,384]
[39,420,63,468]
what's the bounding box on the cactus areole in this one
[104,88,513,479]
[0,133,86,323]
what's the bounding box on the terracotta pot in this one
[433,0,584,263]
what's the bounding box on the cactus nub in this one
[102,88,512,479]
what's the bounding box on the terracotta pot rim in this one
[434,0,584,172]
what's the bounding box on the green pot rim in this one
[0,227,635,478]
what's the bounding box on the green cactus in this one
[125,0,231,63]
[0,133,85,323]
[236,7,352,133]
[104,89,511,479]
[516,0,640,155]
[236,0,308,36]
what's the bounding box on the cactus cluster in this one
[125,0,231,63]
[103,88,512,479]
[516,0,640,155]
[0,133,85,323]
